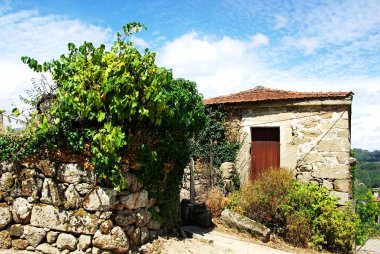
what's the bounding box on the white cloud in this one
[282,0,380,54]
[131,35,149,48]
[249,33,269,48]
[282,36,320,55]
[0,8,112,115]
[157,32,269,96]
[157,32,380,151]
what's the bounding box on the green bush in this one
[354,183,380,244]
[228,169,360,253]
[283,182,358,252]
[1,22,207,227]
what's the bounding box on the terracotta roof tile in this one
[203,86,353,105]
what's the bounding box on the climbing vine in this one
[191,106,240,167]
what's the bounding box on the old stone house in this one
[203,86,353,205]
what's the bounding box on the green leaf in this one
[11,108,21,117]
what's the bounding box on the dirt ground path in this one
[144,226,295,254]
[0,226,328,254]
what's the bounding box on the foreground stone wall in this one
[226,99,353,205]
[0,161,161,253]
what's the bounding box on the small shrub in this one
[284,210,312,247]
[205,187,224,217]
[236,168,294,231]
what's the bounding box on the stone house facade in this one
[204,86,353,205]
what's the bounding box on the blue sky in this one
[1,0,380,150]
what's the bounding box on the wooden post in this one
[190,157,195,204]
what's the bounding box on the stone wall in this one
[226,98,353,205]
[180,161,237,204]
[180,161,213,204]
[0,160,161,253]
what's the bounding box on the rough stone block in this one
[83,187,117,211]
[220,162,235,179]
[0,162,15,172]
[10,224,24,237]
[35,160,56,178]
[12,197,32,224]
[12,239,29,250]
[31,205,99,235]
[57,233,78,251]
[119,189,148,210]
[330,191,349,206]
[296,172,312,183]
[92,247,101,254]
[303,153,324,164]
[40,178,62,206]
[46,231,60,244]
[36,243,61,254]
[0,203,11,229]
[99,220,113,234]
[92,226,129,253]
[129,227,141,245]
[113,210,136,227]
[311,164,350,180]
[24,225,46,247]
[302,130,322,138]
[57,164,91,184]
[322,180,333,190]
[336,152,350,164]
[18,169,43,198]
[64,184,82,209]
[334,179,351,193]
[317,139,349,152]
[135,209,151,227]
[220,209,271,243]
[0,230,11,249]
[75,183,93,195]
[0,172,14,192]
[78,234,92,250]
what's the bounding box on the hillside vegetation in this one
[353,148,380,188]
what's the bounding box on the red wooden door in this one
[250,128,280,181]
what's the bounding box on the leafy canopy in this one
[6,22,207,196]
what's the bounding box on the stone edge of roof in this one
[203,88,353,105]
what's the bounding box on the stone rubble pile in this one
[0,161,161,253]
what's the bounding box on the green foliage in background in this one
[191,106,240,167]
[353,148,380,188]
[354,182,380,244]
[0,22,207,226]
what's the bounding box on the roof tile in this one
[204,86,352,105]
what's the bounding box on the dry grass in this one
[205,187,225,217]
